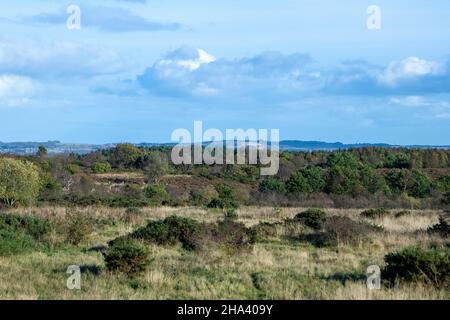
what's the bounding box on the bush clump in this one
[319,216,380,246]
[0,213,51,241]
[65,210,95,245]
[0,213,51,255]
[131,215,201,250]
[104,238,150,275]
[294,209,327,230]
[382,246,449,288]
[251,222,278,240]
[211,218,256,250]
[361,208,391,219]
[427,216,450,237]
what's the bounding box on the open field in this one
[0,206,448,300]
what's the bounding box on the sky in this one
[0,0,449,145]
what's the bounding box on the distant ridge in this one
[0,140,449,155]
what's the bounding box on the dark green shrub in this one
[394,210,412,218]
[294,208,327,230]
[0,227,39,255]
[132,215,201,250]
[144,184,170,204]
[0,213,51,241]
[383,153,411,169]
[382,247,449,288]
[259,178,285,193]
[104,238,150,275]
[427,216,450,237]
[360,208,391,219]
[443,192,450,205]
[207,184,238,209]
[286,171,311,194]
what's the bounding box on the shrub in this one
[286,171,311,194]
[211,218,256,250]
[65,210,94,245]
[382,247,449,288]
[0,228,39,255]
[320,216,379,246]
[0,213,51,255]
[360,208,391,219]
[104,238,150,275]
[259,178,285,193]
[394,210,412,218]
[91,162,112,174]
[251,222,278,240]
[132,215,201,250]
[443,192,450,205]
[207,184,238,209]
[144,184,170,205]
[0,213,51,241]
[427,216,450,237]
[294,208,327,230]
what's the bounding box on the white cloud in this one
[158,48,216,71]
[0,40,127,79]
[0,75,38,106]
[378,57,445,87]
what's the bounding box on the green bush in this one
[382,247,449,288]
[360,208,391,219]
[259,178,285,193]
[144,184,170,204]
[91,162,112,174]
[65,211,94,245]
[207,184,238,209]
[294,208,327,230]
[0,228,39,255]
[0,213,51,241]
[104,238,150,275]
[251,222,278,240]
[286,171,311,194]
[0,213,51,255]
[427,216,449,237]
[443,192,450,205]
[132,215,201,250]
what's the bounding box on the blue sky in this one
[0,0,449,144]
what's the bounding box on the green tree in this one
[301,167,326,193]
[326,152,360,168]
[325,166,363,196]
[286,171,311,193]
[259,177,286,193]
[109,143,141,168]
[409,170,433,198]
[383,153,411,169]
[0,158,41,207]
[144,152,169,183]
[37,145,48,159]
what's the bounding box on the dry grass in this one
[0,206,448,300]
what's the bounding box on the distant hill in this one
[0,140,449,155]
